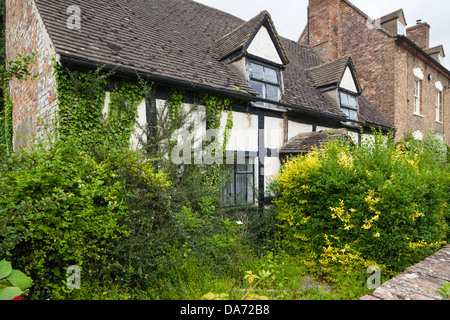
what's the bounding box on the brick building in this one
[299,0,450,143]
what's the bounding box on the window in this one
[436,90,443,122]
[414,79,422,115]
[339,91,358,121]
[248,61,281,108]
[438,55,447,67]
[397,21,406,36]
[221,160,255,206]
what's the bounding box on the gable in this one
[339,66,358,93]
[247,25,283,65]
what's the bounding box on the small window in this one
[339,91,358,121]
[414,79,422,115]
[436,90,443,122]
[248,61,281,108]
[221,159,255,206]
[397,21,406,36]
[438,55,447,67]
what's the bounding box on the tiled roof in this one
[425,45,445,57]
[34,0,392,128]
[279,128,351,154]
[379,9,406,24]
[306,56,353,89]
[357,95,393,128]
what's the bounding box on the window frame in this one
[339,90,359,122]
[414,78,422,115]
[221,158,256,206]
[436,90,443,122]
[247,60,282,108]
[397,21,406,36]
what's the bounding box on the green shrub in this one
[270,131,449,276]
[0,138,131,298]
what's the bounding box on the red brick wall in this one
[5,0,58,151]
[395,49,448,142]
[406,23,430,50]
[338,2,396,125]
[306,0,340,61]
[301,0,450,144]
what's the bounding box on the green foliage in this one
[0,137,132,298]
[54,63,145,149]
[271,130,449,276]
[102,79,144,147]
[436,281,450,300]
[0,91,12,154]
[0,259,33,300]
[0,52,38,86]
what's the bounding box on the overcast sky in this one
[194,0,449,56]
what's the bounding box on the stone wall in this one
[5,0,58,151]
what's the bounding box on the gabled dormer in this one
[425,45,446,67]
[216,11,289,108]
[306,56,362,124]
[379,9,407,36]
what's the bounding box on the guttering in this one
[396,35,450,79]
[58,55,394,132]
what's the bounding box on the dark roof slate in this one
[425,45,445,57]
[215,10,288,65]
[279,128,351,154]
[306,56,352,89]
[379,9,406,25]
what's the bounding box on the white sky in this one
[194,0,449,56]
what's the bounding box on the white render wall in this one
[247,26,283,65]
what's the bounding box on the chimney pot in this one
[416,19,422,24]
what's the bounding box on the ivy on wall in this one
[0,90,12,153]
[54,62,235,159]
[54,63,144,148]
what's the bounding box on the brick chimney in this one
[306,0,341,61]
[406,21,430,49]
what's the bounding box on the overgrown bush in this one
[0,137,131,298]
[270,130,449,277]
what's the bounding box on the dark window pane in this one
[250,63,264,81]
[266,84,280,102]
[340,92,349,107]
[249,80,264,98]
[349,109,358,121]
[265,67,279,84]
[341,107,349,117]
[347,95,357,109]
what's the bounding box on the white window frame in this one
[414,78,422,115]
[339,91,359,122]
[397,21,406,36]
[436,90,443,123]
[248,60,282,108]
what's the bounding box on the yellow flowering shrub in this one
[271,131,449,274]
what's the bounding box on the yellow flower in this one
[338,152,353,168]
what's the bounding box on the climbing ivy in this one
[106,80,144,148]
[0,90,12,154]
[54,63,144,149]
[54,63,109,139]
[54,61,235,168]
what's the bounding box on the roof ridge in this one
[305,56,349,71]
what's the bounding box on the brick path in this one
[360,245,450,300]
